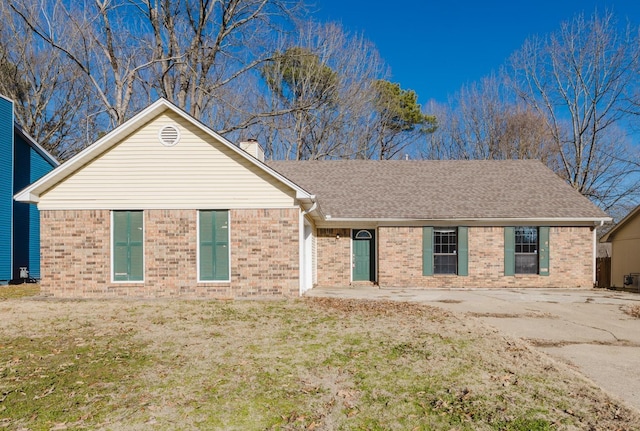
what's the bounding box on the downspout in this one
[593,220,604,286]
[299,198,318,296]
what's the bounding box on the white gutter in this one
[320,216,612,224]
[301,198,317,217]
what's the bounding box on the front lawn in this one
[0,291,637,430]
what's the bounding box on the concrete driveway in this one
[305,286,640,411]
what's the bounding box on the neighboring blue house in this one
[0,95,58,284]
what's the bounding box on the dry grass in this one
[0,288,638,430]
[0,284,40,300]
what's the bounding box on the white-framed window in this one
[515,226,538,274]
[198,210,230,282]
[433,228,457,274]
[112,211,144,282]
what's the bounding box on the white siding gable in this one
[38,111,297,210]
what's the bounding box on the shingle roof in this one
[267,159,609,220]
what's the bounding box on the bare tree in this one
[9,0,155,130]
[9,0,301,138]
[0,3,90,159]
[137,0,301,130]
[509,10,640,210]
[422,75,558,168]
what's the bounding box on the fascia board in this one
[13,190,38,203]
[14,125,59,167]
[600,204,640,242]
[314,216,612,228]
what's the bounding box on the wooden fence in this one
[596,257,611,289]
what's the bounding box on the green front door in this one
[353,230,375,282]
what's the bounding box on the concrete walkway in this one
[305,286,640,411]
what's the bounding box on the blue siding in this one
[27,143,55,279]
[0,95,56,282]
[0,97,14,282]
[13,134,29,280]
[12,130,56,281]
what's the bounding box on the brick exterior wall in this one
[40,208,299,298]
[316,226,593,288]
[316,228,352,287]
[41,211,594,296]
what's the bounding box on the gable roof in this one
[14,99,313,204]
[268,159,610,222]
[600,204,640,242]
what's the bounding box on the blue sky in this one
[313,1,640,106]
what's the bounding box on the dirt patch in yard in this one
[526,338,640,348]
[623,304,640,319]
[468,311,555,319]
[0,291,638,430]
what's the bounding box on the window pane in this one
[434,228,457,275]
[434,255,457,274]
[515,254,538,274]
[355,230,372,239]
[514,227,538,274]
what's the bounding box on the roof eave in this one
[13,189,39,204]
[316,216,612,226]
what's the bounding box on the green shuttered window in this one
[422,227,468,276]
[199,210,230,281]
[504,226,550,276]
[113,211,144,282]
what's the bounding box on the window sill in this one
[109,281,145,286]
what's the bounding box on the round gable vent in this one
[159,124,180,146]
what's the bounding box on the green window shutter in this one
[113,212,129,282]
[214,210,229,280]
[113,211,144,281]
[458,226,468,276]
[128,211,144,281]
[199,210,230,281]
[422,227,433,276]
[504,227,515,276]
[199,211,214,280]
[539,226,550,276]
